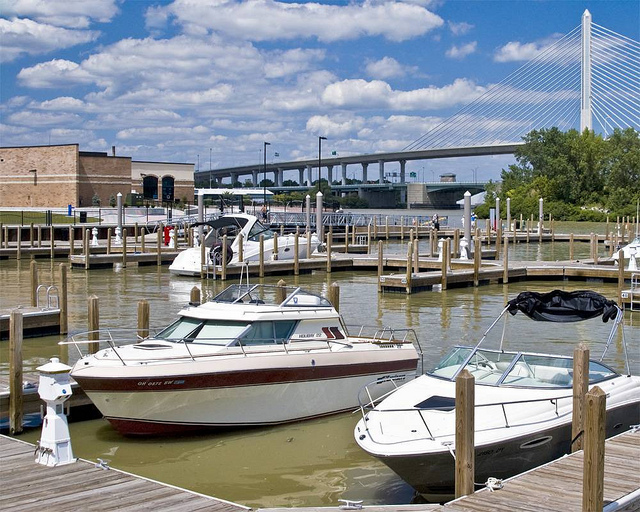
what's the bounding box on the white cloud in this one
[493,34,563,62]
[322,78,485,110]
[8,109,82,127]
[117,125,209,141]
[154,0,444,43]
[306,114,366,138]
[446,41,477,59]
[1,0,119,28]
[448,20,473,36]
[0,18,98,62]
[365,57,412,80]
[16,59,95,87]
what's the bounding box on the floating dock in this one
[0,435,249,512]
[0,306,60,340]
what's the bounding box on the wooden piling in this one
[137,299,150,340]
[592,234,598,264]
[441,238,449,290]
[413,238,419,274]
[190,286,201,305]
[495,227,501,259]
[582,386,606,512]
[157,226,162,267]
[570,233,575,261]
[275,280,287,304]
[377,240,384,292]
[259,234,265,278]
[237,233,244,262]
[16,227,21,260]
[59,263,68,335]
[344,224,350,253]
[141,227,146,253]
[272,233,278,261]
[617,249,624,302]
[134,222,139,243]
[327,282,340,312]
[455,369,475,498]
[9,310,24,435]
[84,228,90,270]
[88,295,99,354]
[222,234,228,281]
[326,232,332,273]
[294,233,300,275]
[503,235,509,283]
[122,228,127,268]
[400,216,405,241]
[571,342,589,453]
[4,225,9,249]
[30,260,38,307]
[405,241,412,294]
[385,217,389,240]
[69,226,74,256]
[367,224,372,253]
[107,228,112,255]
[30,223,34,248]
[454,228,460,258]
[49,226,55,259]
[473,236,480,287]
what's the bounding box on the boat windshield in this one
[247,221,275,242]
[428,347,619,388]
[155,318,249,346]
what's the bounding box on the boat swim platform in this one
[0,434,249,512]
[0,306,61,340]
[257,430,640,512]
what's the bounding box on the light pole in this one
[263,141,270,206]
[209,147,212,188]
[318,136,327,187]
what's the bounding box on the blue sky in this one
[1,0,638,183]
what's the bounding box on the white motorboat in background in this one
[65,284,420,435]
[169,213,321,276]
[354,290,640,501]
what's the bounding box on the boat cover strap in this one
[506,290,619,323]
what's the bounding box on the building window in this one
[162,176,175,202]
[143,176,158,200]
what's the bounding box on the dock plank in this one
[0,435,249,512]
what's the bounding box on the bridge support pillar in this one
[252,170,259,187]
[306,164,313,187]
[378,160,385,184]
[399,160,406,184]
[298,167,305,186]
[362,163,368,184]
[327,165,333,185]
[230,172,238,186]
[341,163,347,187]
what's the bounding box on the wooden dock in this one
[0,434,249,512]
[257,430,640,512]
[0,306,60,340]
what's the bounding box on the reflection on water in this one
[1,235,638,507]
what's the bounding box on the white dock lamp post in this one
[263,141,270,207]
[35,357,75,467]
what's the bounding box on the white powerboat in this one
[169,213,321,276]
[612,236,640,263]
[354,290,640,501]
[66,284,420,435]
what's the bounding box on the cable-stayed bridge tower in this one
[405,10,639,151]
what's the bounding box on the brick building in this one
[0,144,194,208]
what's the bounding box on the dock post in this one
[294,233,300,275]
[84,228,90,269]
[30,260,38,307]
[367,224,372,253]
[400,216,404,241]
[377,240,384,292]
[617,249,624,302]
[351,222,356,246]
[582,386,606,512]
[273,233,278,261]
[455,368,475,498]
[222,235,228,281]
[373,217,378,239]
[59,263,68,335]
[157,225,162,267]
[326,232,332,273]
[259,234,265,278]
[30,223,34,248]
[429,229,434,257]
[275,279,287,304]
[4,225,8,249]
[16,227,22,260]
[69,226,74,256]
[593,234,598,264]
[474,236,480,287]
[328,282,340,312]
[134,222,139,243]
[413,238,419,274]
[570,233,575,261]
[190,286,201,305]
[503,235,509,283]
[200,241,206,279]
[9,310,24,435]
[572,342,589,453]
[385,216,389,240]
[453,228,460,258]
[88,295,99,354]
[237,234,244,262]
[50,226,55,259]
[122,228,127,268]
[519,214,523,240]
[441,239,449,290]
[137,299,150,340]
[405,241,413,294]
[344,224,350,253]
[495,227,501,260]
[107,228,112,254]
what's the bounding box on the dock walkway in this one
[0,434,250,512]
